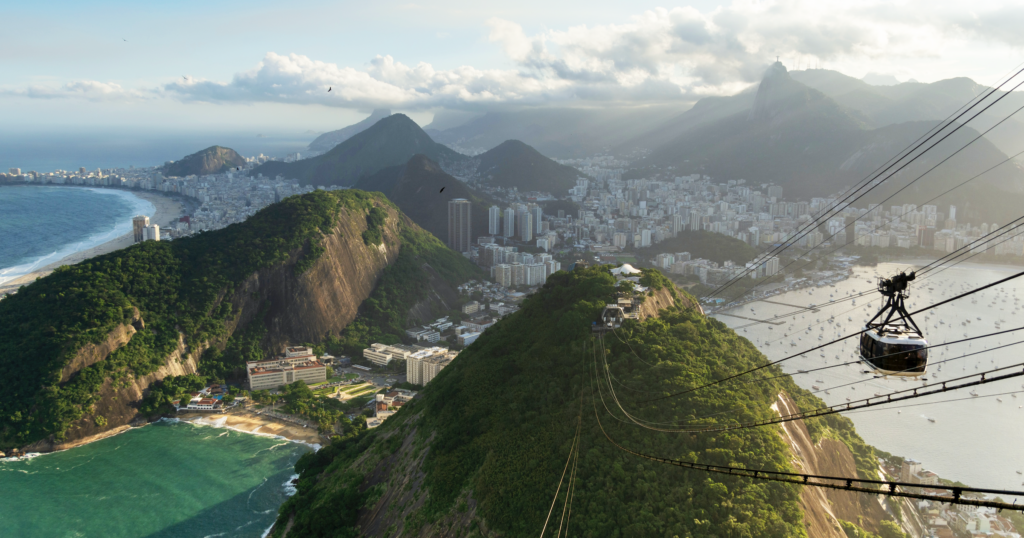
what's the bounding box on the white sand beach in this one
[0,190,184,296]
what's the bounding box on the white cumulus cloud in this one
[11,1,1024,110]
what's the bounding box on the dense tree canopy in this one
[276,266,881,537]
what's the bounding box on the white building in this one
[246,346,327,390]
[406,346,459,386]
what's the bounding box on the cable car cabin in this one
[600,305,626,329]
[858,326,928,376]
[858,271,929,376]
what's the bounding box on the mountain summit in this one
[254,114,466,187]
[749,61,797,121]
[161,146,245,177]
[308,109,392,153]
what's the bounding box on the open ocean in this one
[0,419,310,538]
[714,261,1024,493]
[0,185,154,286]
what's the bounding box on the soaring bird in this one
[328,86,332,92]
[439,187,445,193]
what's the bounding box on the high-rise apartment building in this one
[531,205,543,234]
[504,207,515,238]
[132,215,150,243]
[519,212,533,242]
[488,205,501,235]
[448,198,472,254]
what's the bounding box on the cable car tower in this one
[858,271,928,376]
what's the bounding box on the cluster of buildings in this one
[2,159,320,236]
[131,215,161,242]
[894,459,1022,537]
[246,346,328,391]
[361,343,460,386]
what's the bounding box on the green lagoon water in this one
[0,419,312,538]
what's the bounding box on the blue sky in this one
[4,0,1024,133]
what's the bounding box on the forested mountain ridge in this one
[0,189,479,451]
[271,266,896,538]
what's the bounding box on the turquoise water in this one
[0,185,153,286]
[0,420,311,538]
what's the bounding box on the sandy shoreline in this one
[0,189,185,296]
[181,410,323,446]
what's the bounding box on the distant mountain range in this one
[257,114,586,199]
[307,109,391,153]
[161,146,245,177]
[254,114,464,187]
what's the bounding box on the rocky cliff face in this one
[774,394,893,538]
[29,200,408,451]
[225,203,404,351]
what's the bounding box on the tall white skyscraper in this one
[488,205,501,235]
[448,199,472,254]
[531,205,543,234]
[949,205,956,220]
[504,207,516,238]
[519,212,533,242]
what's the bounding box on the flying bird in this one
[182,75,188,81]
[439,187,445,193]
[123,38,127,42]
[328,86,332,92]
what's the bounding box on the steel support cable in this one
[701,60,1024,304]
[557,409,583,538]
[917,217,1024,277]
[707,96,1024,305]
[700,70,1024,303]
[707,330,1024,402]
[654,360,1024,434]
[698,73,1017,301]
[644,268,1024,403]
[598,320,1024,434]
[725,146,1024,308]
[724,220,1024,340]
[921,225,1024,280]
[540,342,586,538]
[590,386,1024,511]
[841,388,1023,417]
[586,351,1024,510]
[668,338,1024,429]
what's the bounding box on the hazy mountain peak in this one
[307,108,392,152]
[748,61,800,121]
[862,72,902,86]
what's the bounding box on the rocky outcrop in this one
[774,393,892,538]
[636,286,700,320]
[60,308,142,383]
[225,201,404,351]
[25,333,199,452]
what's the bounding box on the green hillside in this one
[254,114,466,187]
[161,145,246,177]
[475,139,584,193]
[0,189,479,448]
[356,155,497,246]
[273,266,877,537]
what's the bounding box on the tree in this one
[325,366,334,379]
